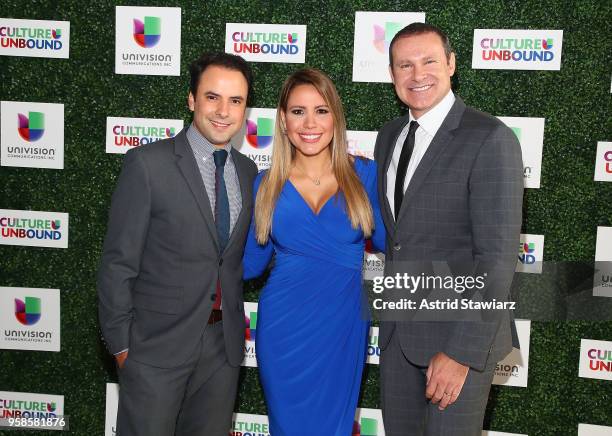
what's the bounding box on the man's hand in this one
[115,350,128,369]
[425,352,469,411]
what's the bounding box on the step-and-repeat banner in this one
[1,3,610,434]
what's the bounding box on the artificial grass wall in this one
[1,1,611,435]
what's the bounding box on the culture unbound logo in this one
[112,124,175,147]
[106,117,184,154]
[246,118,273,149]
[594,142,612,182]
[0,399,58,419]
[133,16,161,48]
[14,297,41,326]
[604,151,612,174]
[480,37,555,62]
[0,210,68,248]
[516,234,544,274]
[0,25,63,50]
[579,339,612,380]
[225,23,306,64]
[586,347,612,372]
[0,217,62,241]
[17,112,44,142]
[472,29,563,71]
[231,31,299,55]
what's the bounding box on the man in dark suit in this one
[374,23,523,435]
[98,52,258,436]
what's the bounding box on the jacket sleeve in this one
[444,123,524,371]
[97,150,151,355]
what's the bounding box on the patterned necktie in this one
[213,149,230,253]
[394,121,419,219]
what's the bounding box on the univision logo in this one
[510,127,533,179]
[133,16,161,48]
[17,112,44,142]
[495,363,519,376]
[352,417,378,436]
[373,22,403,54]
[245,311,257,341]
[246,118,273,148]
[518,242,536,264]
[15,296,41,325]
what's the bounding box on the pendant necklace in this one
[294,161,331,186]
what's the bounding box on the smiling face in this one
[282,84,334,158]
[188,65,248,147]
[389,32,455,119]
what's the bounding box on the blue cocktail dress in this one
[243,157,385,435]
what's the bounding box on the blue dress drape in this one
[244,157,385,436]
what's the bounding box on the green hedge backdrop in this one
[1,0,611,435]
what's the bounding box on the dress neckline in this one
[286,179,337,217]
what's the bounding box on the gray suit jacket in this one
[98,129,258,369]
[374,97,523,371]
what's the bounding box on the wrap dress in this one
[243,157,385,435]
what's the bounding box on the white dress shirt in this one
[386,90,456,219]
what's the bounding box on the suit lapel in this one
[396,97,466,222]
[224,148,250,253]
[174,130,219,251]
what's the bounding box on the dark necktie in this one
[394,120,419,219]
[213,150,229,311]
[213,149,230,253]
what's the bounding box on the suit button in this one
[394,243,401,251]
[219,258,223,266]
[211,294,216,301]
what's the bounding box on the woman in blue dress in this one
[243,68,385,435]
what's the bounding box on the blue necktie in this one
[213,149,230,253]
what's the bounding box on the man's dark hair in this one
[189,52,253,100]
[388,23,453,66]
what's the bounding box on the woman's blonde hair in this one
[254,68,373,244]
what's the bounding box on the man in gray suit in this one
[98,52,258,436]
[374,24,523,435]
